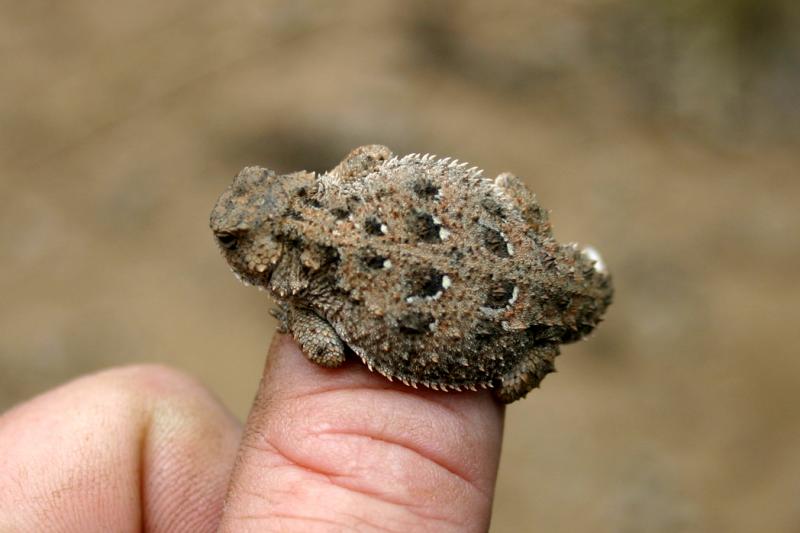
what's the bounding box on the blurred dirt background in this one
[1,1,799,531]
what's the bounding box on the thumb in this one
[218,334,505,532]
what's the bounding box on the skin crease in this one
[0,335,504,532]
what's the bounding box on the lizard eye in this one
[216,231,239,250]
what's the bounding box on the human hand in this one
[0,335,504,532]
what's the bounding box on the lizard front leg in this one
[285,306,346,368]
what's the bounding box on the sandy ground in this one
[2,1,799,531]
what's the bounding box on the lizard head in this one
[210,166,312,286]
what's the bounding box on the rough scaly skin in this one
[210,145,613,403]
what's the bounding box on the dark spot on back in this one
[481,197,507,218]
[302,196,322,208]
[398,311,434,334]
[408,267,444,298]
[330,207,350,219]
[364,216,384,235]
[484,280,516,309]
[407,211,441,243]
[413,179,440,198]
[481,225,510,257]
[320,245,340,265]
[362,252,388,269]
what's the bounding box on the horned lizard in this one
[210,145,612,403]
